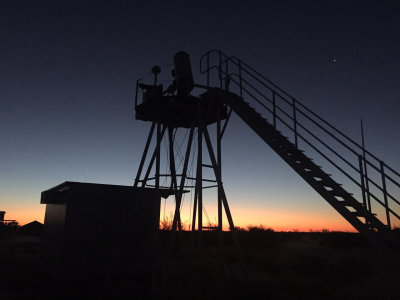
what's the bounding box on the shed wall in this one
[43,204,67,240]
[41,183,161,278]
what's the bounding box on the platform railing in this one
[200,49,400,229]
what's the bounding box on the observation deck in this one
[135,90,228,128]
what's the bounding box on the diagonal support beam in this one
[134,122,156,187]
[220,107,232,139]
[172,127,195,231]
[168,127,181,230]
[203,126,236,231]
[141,124,167,187]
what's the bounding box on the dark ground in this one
[1,229,400,299]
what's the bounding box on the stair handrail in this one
[225,67,400,225]
[231,70,400,225]
[200,50,398,173]
[200,50,400,177]
[226,74,363,188]
[200,49,400,228]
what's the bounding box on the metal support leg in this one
[197,124,203,236]
[155,123,161,191]
[203,127,236,231]
[380,161,391,229]
[168,127,181,230]
[141,125,167,187]
[203,127,242,254]
[217,111,223,245]
[359,155,369,225]
[171,127,195,231]
[192,185,198,232]
[134,122,156,187]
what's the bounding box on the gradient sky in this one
[1,1,399,231]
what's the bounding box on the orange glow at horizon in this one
[160,202,357,232]
[229,206,356,232]
[5,205,45,226]
[9,200,356,232]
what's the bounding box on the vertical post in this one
[203,127,242,252]
[218,51,223,89]
[224,59,229,91]
[203,127,236,230]
[380,161,391,229]
[154,120,161,261]
[168,127,181,230]
[155,122,161,192]
[168,128,195,255]
[206,54,210,88]
[358,155,368,225]
[151,122,161,291]
[292,98,298,147]
[238,60,243,98]
[217,109,223,240]
[192,186,198,232]
[135,80,140,108]
[272,91,276,129]
[197,124,203,235]
[361,120,371,213]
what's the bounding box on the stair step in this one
[319,180,343,188]
[300,163,323,168]
[300,166,328,174]
[350,211,365,217]
[326,189,354,197]
[337,200,354,206]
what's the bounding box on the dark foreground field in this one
[1,230,400,299]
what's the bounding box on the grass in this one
[1,229,400,299]
[156,230,380,299]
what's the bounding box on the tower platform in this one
[135,90,228,128]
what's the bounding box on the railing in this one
[200,49,400,229]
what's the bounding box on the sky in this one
[1,0,400,231]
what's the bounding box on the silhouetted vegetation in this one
[159,213,174,231]
[1,228,400,298]
[246,224,275,232]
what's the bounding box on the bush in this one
[247,225,274,233]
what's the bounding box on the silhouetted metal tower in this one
[134,49,400,250]
[134,51,236,241]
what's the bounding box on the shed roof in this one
[41,181,173,204]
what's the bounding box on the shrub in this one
[247,225,274,233]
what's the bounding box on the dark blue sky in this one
[1,0,399,228]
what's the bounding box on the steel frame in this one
[134,113,237,244]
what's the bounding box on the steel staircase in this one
[200,50,400,249]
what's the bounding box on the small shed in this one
[41,181,167,278]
